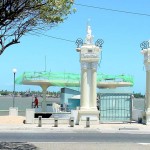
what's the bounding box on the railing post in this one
[38,116,42,127]
[54,117,58,127]
[70,117,74,127]
[86,117,90,128]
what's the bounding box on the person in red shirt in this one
[34,97,39,108]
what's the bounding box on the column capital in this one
[91,62,98,70]
[81,62,88,70]
[81,62,98,70]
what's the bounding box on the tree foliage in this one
[0,0,74,55]
[133,93,145,98]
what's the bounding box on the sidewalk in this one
[0,116,150,134]
[0,124,147,133]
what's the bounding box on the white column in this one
[40,85,48,112]
[144,64,150,124]
[80,62,88,110]
[90,62,97,110]
[141,47,150,124]
[87,67,91,109]
[146,66,150,110]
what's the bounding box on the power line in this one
[32,31,75,43]
[28,3,150,43]
[74,3,150,17]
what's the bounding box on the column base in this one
[77,109,100,125]
[80,107,98,111]
[144,109,150,125]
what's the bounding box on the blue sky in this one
[1,0,150,94]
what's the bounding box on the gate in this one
[100,93,132,122]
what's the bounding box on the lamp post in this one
[12,68,17,107]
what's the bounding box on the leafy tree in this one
[0,90,8,95]
[0,0,74,55]
[133,93,145,98]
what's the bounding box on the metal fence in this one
[100,93,132,122]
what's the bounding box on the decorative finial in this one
[85,20,94,44]
[87,18,91,26]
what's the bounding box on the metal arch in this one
[95,39,104,48]
[75,38,83,48]
[140,41,149,50]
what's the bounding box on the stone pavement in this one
[0,122,150,134]
[0,116,149,134]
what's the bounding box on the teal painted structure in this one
[60,88,80,106]
[68,98,80,111]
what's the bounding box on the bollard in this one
[54,117,58,127]
[38,116,42,127]
[86,117,90,128]
[70,117,74,127]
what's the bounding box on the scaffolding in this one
[16,71,134,87]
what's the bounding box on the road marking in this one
[31,142,100,143]
[138,143,150,145]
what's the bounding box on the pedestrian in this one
[34,97,39,108]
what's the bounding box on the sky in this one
[1,0,150,94]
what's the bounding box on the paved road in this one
[0,132,150,150]
[0,132,150,143]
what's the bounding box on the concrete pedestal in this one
[78,110,99,125]
[26,109,35,124]
[71,110,79,125]
[145,109,150,125]
[9,107,18,116]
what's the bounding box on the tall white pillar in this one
[76,24,103,124]
[141,44,150,124]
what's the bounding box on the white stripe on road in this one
[138,143,150,145]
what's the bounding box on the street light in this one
[12,68,17,107]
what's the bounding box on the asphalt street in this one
[0,132,150,143]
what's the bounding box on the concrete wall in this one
[132,109,144,121]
